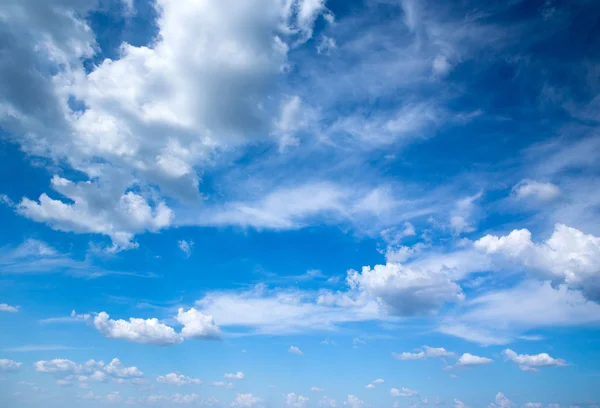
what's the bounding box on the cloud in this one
[212,381,234,388]
[455,353,493,367]
[343,395,365,408]
[311,387,324,392]
[176,308,221,340]
[474,224,600,301]
[289,346,303,355]
[449,192,482,235]
[372,379,384,384]
[454,399,468,408]
[41,310,91,324]
[34,358,142,385]
[224,372,245,380]
[347,263,464,316]
[393,346,455,360]
[390,387,418,397]
[156,373,202,386]
[93,312,183,346]
[178,240,194,258]
[286,392,309,407]
[0,359,22,373]
[364,384,375,389]
[0,303,19,312]
[521,403,542,408]
[232,393,262,407]
[488,392,515,408]
[511,180,561,202]
[501,349,567,372]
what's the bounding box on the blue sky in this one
[1,0,600,407]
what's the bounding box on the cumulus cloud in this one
[0,303,19,312]
[232,393,262,407]
[176,308,221,340]
[455,353,493,367]
[501,349,567,372]
[512,180,561,202]
[286,392,309,407]
[488,392,515,408]
[347,263,464,316]
[224,372,245,380]
[0,359,22,373]
[343,395,365,408]
[289,346,303,355]
[157,373,202,386]
[450,192,482,235]
[475,224,600,300]
[93,312,183,345]
[393,346,455,360]
[390,387,418,397]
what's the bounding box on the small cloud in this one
[224,372,244,380]
[177,240,194,258]
[289,346,303,355]
[311,387,324,392]
[317,35,336,54]
[364,384,375,389]
[455,353,493,367]
[390,387,418,397]
[352,338,366,348]
[512,179,561,202]
[0,303,19,313]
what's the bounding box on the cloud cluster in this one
[0,359,22,373]
[35,358,142,387]
[157,373,202,386]
[501,349,567,372]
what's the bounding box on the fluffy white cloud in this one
[224,372,245,380]
[232,393,262,407]
[390,387,418,397]
[455,353,493,367]
[34,358,141,385]
[393,345,455,360]
[157,373,202,386]
[512,180,561,202]
[289,346,303,355]
[318,396,337,407]
[0,303,19,312]
[103,359,143,378]
[0,359,22,373]
[475,224,600,300]
[176,308,221,340]
[343,395,365,408]
[94,312,183,345]
[347,263,464,316]
[286,392,309,407]
[488,392,515,408]
[450,192,482,235]
[501,349,567,372]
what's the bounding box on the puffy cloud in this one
[393,346,455,360]
[364,384,375,389]
[372,379,385,384]
[157,373,202,386]
[343,395,365,408]
[176,308,221,340]
[178,240,194,258]
[501,349,567,372]
[0,303,19,312]
[512,180,561,202]
[224,372,245,380]
[455,353,493,367]
[93,312,183,345]
[289,346,303,355]
[286,392,309,407]
[34,358,141,386]
[232,393,262,407]
[103,359,143,378]
[488,392,515,408]
[474,224,600,301]
[391,387,418,397]
[0,359,22,373]
[347,263,464,316]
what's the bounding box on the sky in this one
[0,0,599,407]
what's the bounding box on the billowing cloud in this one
[232,393,262,407]
[176,308,221,340]
[93,312,183,346]
[501,349,567,372]
[286,392,309,407]
[488,392,515,408]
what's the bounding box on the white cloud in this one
[318,396,337,407]
[454,399,468,408]
[232,393,262,407]
[450,192,482,235]
[455,353,493,367]
[474,224,600,300]
[393,346,455,360]
[286,392,309,407]
[104,358,144,378]
[317,35,337,54]
[347,263,464,316]
[512,180,561,202]
[501,349,567,372]
[289,346,303,355]
[176,308,221,340]
[178,240,194,258]
[390,387,418,397]
[311,387,324,392]
[157,373,202,386]
[0,303,19,312]
[106,391,121,403]
[364,384,375,389]
[343,395,365,408]
[224,372,245,380]
[488,392,515,408]
[34,358,141,386]
[93,312,183,345]
[521,403,542,408]
[372,378,384,384]
[0,359,22,373]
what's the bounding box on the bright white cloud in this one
[289,346,303,355]
[34,358,141,385]
[488,392,515,408]
[455,353,493,367]
[224,372,245,380]
[178,240,194,257]
[475,224,600,300]
[157,373,202,386]
[501,349,567,372]
[232,393,262,407]
[390,387,418,397]
[347,263,464,316]
[286,392,309,407]
[393,345,455,360]
[0,359,22,373]
[93,312,183,345]
[104,358,144,378]
[0,303,19,312]
[176,308,221,340]
[512,179,561,202]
